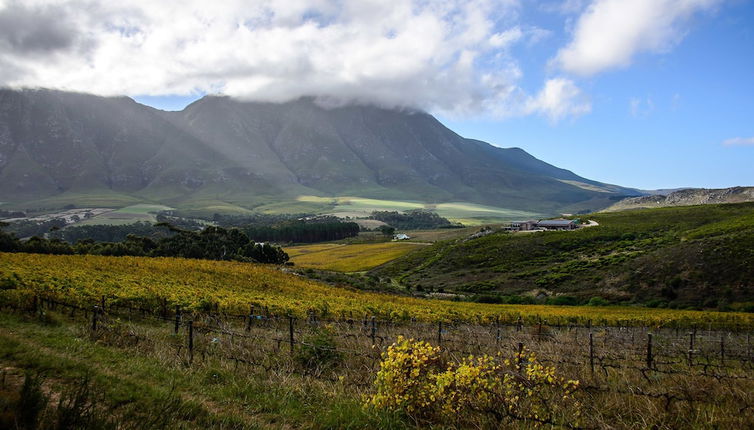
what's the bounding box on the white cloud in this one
[722,137,754,146]
[0,0,590,118]
[525,77,591,121]
[554,0,721,76]
[629,96,654,118]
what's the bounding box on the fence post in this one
[495,316,500,346]
[516,316,522,332]
[91,305,99,331]
[589,332,595,375]
[517,342,524,368]
[370,316,377,345]
[289,315,295,354]
[437,321,443,345]
[688,330,695,366]
[246,305,254,332]
[187,320,194,364]
[100,296,106,314]
[720,334,725,366]
[646,333,653,369]
[32,295,38,315]
[174,305,181,335]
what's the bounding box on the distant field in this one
[295,195,543,225]
[76,204,173,226]
[285,242,426,272]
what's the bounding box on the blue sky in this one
[2,0,748,190]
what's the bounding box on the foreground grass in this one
[2,252,753,328]
[0,311,404,429]
[285,242,425,272]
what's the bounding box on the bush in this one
[295,326,343,371]
[587,296,610,306]
[367,337,581,427]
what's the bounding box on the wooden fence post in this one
[688,330,695,366]
[646,333,653,369]
[720,334,725,366]
[370,316,377,345]
[495,316,500,346]
[246,305,254,332]
[289,316,295,354]
[517,342,524,368]
[91,305,99,331]
[437,321,443,345]
[589,332,595,375]
[174,306,181,335]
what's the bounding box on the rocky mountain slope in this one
[605,187,754,212]
[0,88,639,214]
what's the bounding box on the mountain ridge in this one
[605,186,754,212]
[0,88,639,215]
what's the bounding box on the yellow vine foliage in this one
[1,252,752,327]
[368,337,581,427]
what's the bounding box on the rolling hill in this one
[370,202,754,309]
[0,88,639,216]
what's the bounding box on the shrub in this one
[367,337,581,427]
[295,326,343,371]
[587,296,610,306]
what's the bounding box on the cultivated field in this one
[2,253,752,328]
[285,242,426,272]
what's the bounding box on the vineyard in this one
[2,253,753,328]
[1,291,753,429]
[3,253,754,427]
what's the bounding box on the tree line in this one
[370,210,460,230]
[0,224,289,264]
[242,220,360,243]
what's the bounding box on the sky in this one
[0,0,752,190]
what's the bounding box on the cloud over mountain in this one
[0,0,547,116]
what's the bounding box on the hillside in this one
[0,89,639,216]
[371,202,754,309]
[606,186,754,211]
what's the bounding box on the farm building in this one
[393,233,411,240]
[508,220,538,231]
[536,219,578,230]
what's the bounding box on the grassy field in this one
[295,195,543,225]
[1,288,753,429]
[374,202,754,309]
[2,252,752,328]
[76,204,173,226]
[285,242,427,272]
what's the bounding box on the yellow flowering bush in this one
[368,336,442,418]
[368,339,581,427]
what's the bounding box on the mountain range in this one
[605,187,754,212]
[0,88,640,216]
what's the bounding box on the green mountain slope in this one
[371,202,754,308]
[0,89,639,214]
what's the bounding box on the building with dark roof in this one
[536,219,578,230]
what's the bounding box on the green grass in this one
[75,204,174,226]
[0,312,404,429]
[373,202,754,308]
[294,196,543,225]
